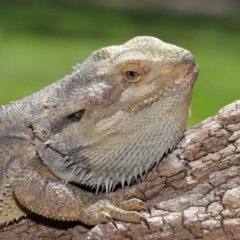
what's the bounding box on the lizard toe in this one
[104,205,149,228]
[117,198,151,215]
[84,197,150,228]
[117,188,146,201]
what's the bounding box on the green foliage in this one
[0,4,240,127]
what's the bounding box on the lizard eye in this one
[124,71,140,82]
[122,64,145,83]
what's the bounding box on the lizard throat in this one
[68,94,190,193]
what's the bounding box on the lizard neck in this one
[0,83,59,128]
[67,91,190,192]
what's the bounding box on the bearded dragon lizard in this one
[0,36,198,228]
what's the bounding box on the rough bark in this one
[2,100,240,240]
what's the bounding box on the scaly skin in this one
[0,36,198,228]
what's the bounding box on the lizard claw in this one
[81,189,150,228]
[140,216,150,229]
[116,196,150,216]
[118,188,147,201]
[135,188,147,201]
[138,202,151,216]
[105,215,118,229]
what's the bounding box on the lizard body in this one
[0,36,198,227]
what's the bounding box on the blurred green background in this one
[0,1,240,127]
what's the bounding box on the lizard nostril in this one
[186,62,199,76]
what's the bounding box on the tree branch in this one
[2,100,240,240]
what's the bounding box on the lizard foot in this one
[114,188,151,214]
[12,162,150,228]
[85,188,150,228]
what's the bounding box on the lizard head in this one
[32,36,198,192]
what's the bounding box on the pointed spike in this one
[139,167,143,179]
[112,181,117,191]
[134,167,138,181]
[79,170,87,182]
[127,175,132,186]
[96,176,103,192]
[145,164,149,175]
[65,161,75,168]
[121,175,125,189]
[109,178,113,192]
[71,164,79,174]
[105,177,109,194]
[73,166,82,175]
[84,171,94,181]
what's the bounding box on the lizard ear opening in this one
[68,109,85,122]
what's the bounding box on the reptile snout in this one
[182,53,195,65]
[186,61,199,77]
[182,54,199,77]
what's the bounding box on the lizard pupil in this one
[126,71,138,80]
